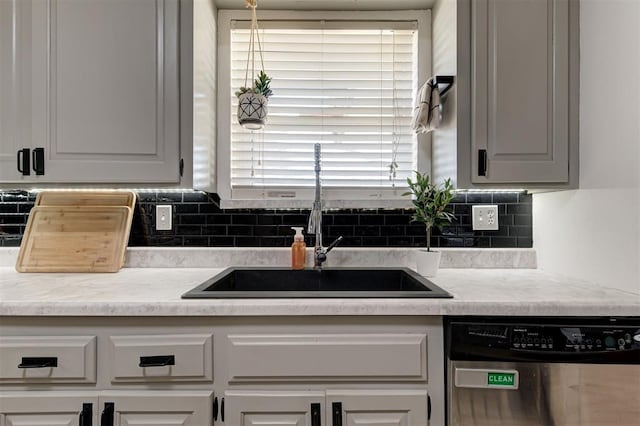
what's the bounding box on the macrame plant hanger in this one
[244,0,265,96]
[237,0,270,132]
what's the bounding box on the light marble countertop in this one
[1,247,636,317]
[1,266,637,317]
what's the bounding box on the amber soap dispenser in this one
[291,227,306,270]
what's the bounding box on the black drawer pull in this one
[311,402,321,426]
[18,357,58,368]
[332,402,342,426]
[17,148,30,176]
[138,355,175,367]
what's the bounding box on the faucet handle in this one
[325,236,343,253]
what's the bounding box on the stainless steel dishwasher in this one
[445,316,640,426]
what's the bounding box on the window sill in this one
[219,198,413,210]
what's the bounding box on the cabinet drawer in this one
[0,336,96,383]
[108,334,213,383]
[227,333,427,382]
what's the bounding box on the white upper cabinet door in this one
[0,0,34,182]
[28,0,180,183]
[0,0,17,181]
[471,0,570,184]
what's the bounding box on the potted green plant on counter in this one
[403,171,455,277]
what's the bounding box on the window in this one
[217,11,431,208]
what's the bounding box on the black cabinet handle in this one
[213,397,219,421]
[79,403,92,426]
[100,402,114,426]
[18,357,58,368]
[138,355,175,367]
[332,402,342,426]
[32,147,45,175]
[427,394,431,421]
[478,149,487,176]
[16,148,30,176]
[221,397,225,422]
[311,402,321,426]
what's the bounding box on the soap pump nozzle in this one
[291,227,304,241]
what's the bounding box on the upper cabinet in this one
[0,0,182,184]
[472,0,570,184]
[432,0,579,189]
[0,0,31,182]
[2,0,576,189]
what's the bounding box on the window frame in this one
[216,9,432,209]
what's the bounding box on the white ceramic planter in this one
[237,92,268,130]
[415,249,442,277]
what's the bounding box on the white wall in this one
[431,0,458,186]
[192,0,217,192]
[533,0,640,293]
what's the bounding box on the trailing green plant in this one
[403,172,456,252]
[235,70,273,98]
[234,86,252,97]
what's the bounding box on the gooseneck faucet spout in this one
[308,143,342,269]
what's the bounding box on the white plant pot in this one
[415,249,442,277]
[237,92,268,130]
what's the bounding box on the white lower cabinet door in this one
[326,390,430,426]
[99,391,213,426]
[224,391,325,426]
[0,392,98,426]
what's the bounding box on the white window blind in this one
[230,22,418,198]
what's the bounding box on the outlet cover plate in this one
[472,205,499,230]
[156,205,173,231]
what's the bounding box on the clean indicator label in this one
[487,372,517,387]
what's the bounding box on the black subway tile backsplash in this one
[0,190,533,248]
[466,193,493,203]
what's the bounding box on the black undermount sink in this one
[181,267,453,299]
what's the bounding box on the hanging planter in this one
[236,71,272,130]
[236,0,272,130]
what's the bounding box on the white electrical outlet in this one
[472,205,499,230]
[156,205,173,231]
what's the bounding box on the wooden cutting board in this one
[16,206,132,273]
[35,190,136,210]
[31,190,137,270]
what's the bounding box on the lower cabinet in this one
[99,392,213,426]
[0,316,444,426]
[0,393,98,426]
[225,389,430,426]
[327,389,430,426]
[0,391,212,426]
[225,391,325,426]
